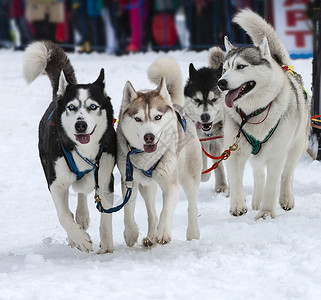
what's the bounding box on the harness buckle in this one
[125,180,134,189]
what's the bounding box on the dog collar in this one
[235,103,270,122]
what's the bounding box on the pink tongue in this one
[225,87,242,108]
[144,144,157,153]
[196,122,202,130]
[76,134,90,144]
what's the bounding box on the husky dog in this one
[23,41,116,252]
[184,47,227,192]
[217,10,311,219]
[117,56,202,247]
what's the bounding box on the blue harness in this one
[62,145,103,188]
[96,110,187,214]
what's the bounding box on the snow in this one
[0,49,321,300]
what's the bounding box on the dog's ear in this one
[224,36,236,53]
[57,71,68,97]
[122,81,137,105]
[93,68,105,88]
[258,36,271,59]
[157,76,170,102]
[189,63,197,80]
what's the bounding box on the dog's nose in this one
[75,120,87,133]
[201,113,211,123]
[218,79,228,91]
[144,133,155,144]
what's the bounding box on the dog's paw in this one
[186,225,200,241]
[97,243,114,254]
[201,172,211,182]
[230,201,248,216]
[68,228,93,252]
[279,196,295,211]
[255,209,275,220]
[142,237,157,248]
[124,225,139,247]
[156,232,171,245]
[215,184,227,193]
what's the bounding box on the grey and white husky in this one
[184,47,227,192]
[117,56,202,247]
[218,10,311,219]
[23,41,116,253]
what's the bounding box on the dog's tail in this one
[147,56,184,106]
[208,46,225,70]
[23,41,77,94]
[233,9,292,66]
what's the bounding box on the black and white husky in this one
[184,47,227,192]
[218,10,311,219]
[23,41,116,253]
[117,56,202,247]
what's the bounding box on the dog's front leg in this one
[181,176,200,241]
[251,162,265,210]
[226,152,248,216]
[97,174,115,254]
[50,184,93,252]
[157,180,180,245]
[256,157,285,220]
[139,182,158,248]
[75,193,89,230]
[122,179,139,247]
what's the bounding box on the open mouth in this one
[196,121,212,132]
[143,144,157,153]
[225,81,256,108]
[75,126,96,145]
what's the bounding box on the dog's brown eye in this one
[155,115,162,120]
[134,117,141,122]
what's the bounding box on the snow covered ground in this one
[0,49,320,300]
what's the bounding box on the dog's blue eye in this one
[155,115,162,120]
[89,104,98,110]
[67,104,76,111]
[134,117,141,122]
[237,64,246,70]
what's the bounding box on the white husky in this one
[217,9,311,219]
[117,57,202,247]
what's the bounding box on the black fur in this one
[37,44,116,188]
[184,63,223,106]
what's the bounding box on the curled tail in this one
[23,41,77,95]
[208,46,225,70]
[233,9,291,66]
[147,56,184,106]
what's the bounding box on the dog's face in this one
[119,77,176,153]
[184,64,223,132]
[58,69,109,146]
[218,36,275,112]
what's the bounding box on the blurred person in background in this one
[126,0,150,52]
[150,0,181,51]
[10,0,32,50]
[71,0,106,53]
[25,0,65,42]
[0,0,13,49]
[102,0,118,54]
